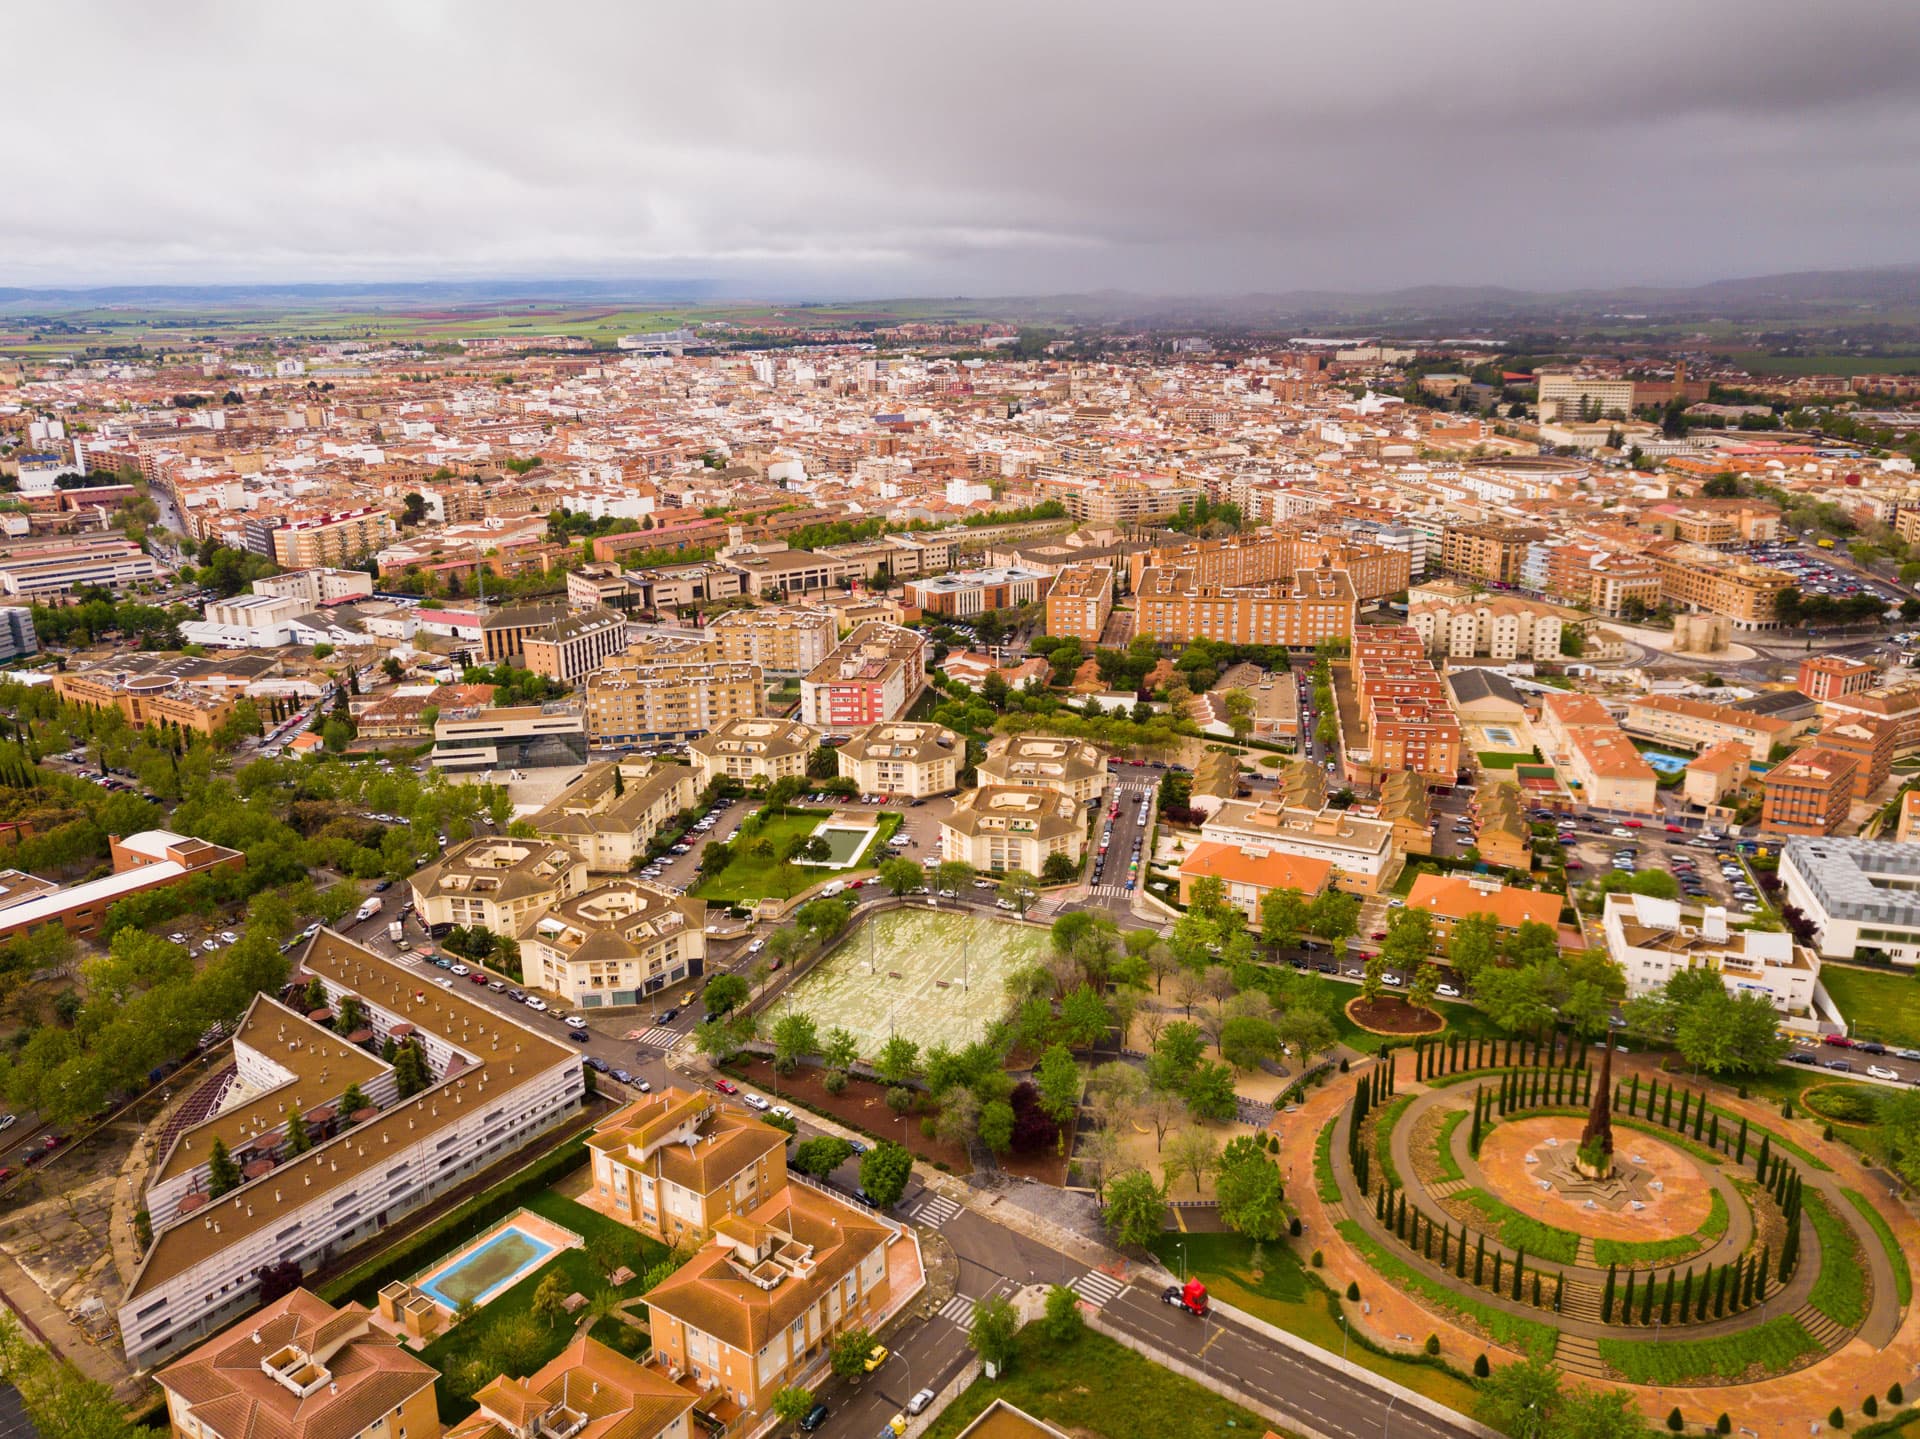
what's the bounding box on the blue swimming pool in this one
[1639,751,1690,775]
[416,1225,557,1310]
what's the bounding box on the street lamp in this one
[1339,1314,1349,1363]
[1383,1395,1398,1439]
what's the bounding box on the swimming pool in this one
[1481,725,1520,747]
[1639,751,1690,775]
[416,1224,556,1310]
[803,822,880,869]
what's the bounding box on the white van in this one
[819,881,845,898]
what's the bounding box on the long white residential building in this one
[117,929,584,1369]
[1781,836,1920,966]
[1601,892,1819,1013]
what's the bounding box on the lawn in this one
[1803,1190,1867,1328]
[1455,1190,1581,1266]
[1369,1093,1414,1191]
[1476,752,1527,769]
[1314,1119,1342,1203]
[417,1190,669,1421]
[1432,1111,1467,1183]
[1325,987,1510,1056]
[1143,1232,1481,1416]
[1335,1221,1560,1359]
[1815,965,1920,1050]
[1842,1188,1913,1307]
[1592,1190,1727,1267]
[689,808,898,903]
[920,1326,1272,1439]
[1596,1315,1818,1384]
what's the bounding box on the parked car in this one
[564,1015,588,1030]
[714,1078,739,1094]
[744,1093,770,1110]
[1436,984,1461,999]
[525,997,549,1012]
[1869,1065,1900,1081]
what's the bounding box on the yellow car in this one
[863,1344,890,1374]
[882,1416,907,1437]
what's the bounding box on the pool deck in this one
[403,1207,583,1316]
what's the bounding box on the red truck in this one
[1162,1279,1210,1316]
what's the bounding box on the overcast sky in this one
[10,1,1920,297]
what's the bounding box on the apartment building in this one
[1602,892,1819,1012]
[1821,680,1920,758]
[587,1089,790,1247]
[976,734,1109,805]
[253,567,376,607]
[531,759,698,872]
[1684,742,1753,808]
[1406,584,1566,661]
[1036,472,1203,526]
[1536,692,1658,813]
[446,1336,696,1439]
[586,654,766,746]
[523,877,705,1008]
[1133,564,1357,647]
[431,704,589,771]
[1041,562,1115,642]
[799,622,928,732]
[706,605,839,676]
[940,785,1087,874]
[522,609,629,683]
[0,830,243,944]
[1405,873,1561,944]
[1641,543,1796,629]
[642,1180,901,1416]
[1620,694,1803,763]
[1126,528,1410,602]
[1175,844,1333,923]
[1197,799,1401,896]
[0,605,35,662]
[1438,524,1538,585]
[479,604,569,664]
[688,716,820,789]
[118,931,584,1367]
[1472,781,1533,870]
[1535,373,1636,423]
[1350,626,1463,781]
[270,508,396,568]
[410,837,589,934]
[1782,838,1920,964]
[720,534,957,598]
[1797,655,1879,704]
[1759,746,1858,837]
[567,562,652,613]
[835,721,962,797]
[158,1289,442,1439]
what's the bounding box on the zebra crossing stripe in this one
[914,1196,960,1225]
[1068,1270,1125,1306]
[938,1295,973,1325]
[634,1026,683,1049]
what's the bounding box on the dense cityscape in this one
[10,6,1920,1439]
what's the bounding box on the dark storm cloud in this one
[7,0,1919,294]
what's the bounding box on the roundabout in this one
[1473,1117,1714,1239]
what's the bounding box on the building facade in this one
[522,878,705,1008]
[1133,564,1357,647]
[975,734,1109,805]
[705,606,839,676]
[835,721,962,797]
[530,759,698,872]
[799,623,928,732]
[1602,892,1818,1012]
[587,1089,789,1247]
[1041,562,1115,642]
[688,716,820,788]
[410,838,589,934]
[940,785,1087,874]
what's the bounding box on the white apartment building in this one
[975,734,1110,805]
[1601,892,1819,1013]
[522,877,706,1008]
[118,930,584,1367]
[940,785,1086,874]
[688,716,820,788]
[1782,837,1920,966]
[1406,588,1566,662]
[410,837,589,934]
[1197,798,1402,896]
[836,721,962,797]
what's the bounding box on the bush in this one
[1424,1334,1440,1356]
[1668,1408,1684,1432]
[1288,1216,1302,1237]
[1864,1396,1879,1418]
[1473,1354,1490,1378]
[1339,1057,1350,1072]
[1346,1281,1360,1301]
[1311,1250,1323,1267]
[822,1069,849,1096]
[1830,1407,1845,1430]
[1891,1382,1905,1405]
[1716,1416,1730,1435]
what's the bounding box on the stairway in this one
[1794,1303,1852,1352]
[1554,1332,1609,1379]
[1559,1280,1606,1324]
[1430,1178,1469,1199]
[1574,1236,1597,1266]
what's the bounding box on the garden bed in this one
[1344,995,1443,1036]
[726,1058,976,1175]
[1595,1316,1818,1385]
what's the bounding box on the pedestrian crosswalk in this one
[632,1026,686,1051]
[1087,883,1134,898]
[1067,1269,1126,1307]
[937,1294,974,1325]
[909,1194,961,1227]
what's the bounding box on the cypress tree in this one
[1661,1271,1676,1325]
[1662,1086,1674,1127]
[1511,1249,1525,1300]
[1473,1235,1485,1286]
[1532,1273,1542,1307]
[1423,1216,1434,1260]
[1740,1256,1756,1308]
[1503,1037,1513,1066]
[1756,1133,1770,1174]
[1713,1264,1730,1317]
[1396,1191,1408,1238]
[1414,1043,1423,1082]
[1641,1269,1656,1324]
[1492,1251,1503,1293]
[1677,1088,1691,1132]
[1376,1186,1387,1221]
[1695,1266,1712,1320]
[1621,1269,1636,1326]
[1756,1246,1771,1301]
[1629,1073,1640,1113]
[1456,1227,1468,1278]
[1439,1222,1450,1268]
[1471,1095,1483,1155]
[1736,1117,1748,1164]
[1708,1113,1720,1149]
[1602,1263,1618,1323]
[1694,1093,1706,1140]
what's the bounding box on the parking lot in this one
[1554,814,1768,916]
[1746,538,1904,606]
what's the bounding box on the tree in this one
[204,1134,242,1199]
[1306,888,1359,943]
[791,1136,855,1179]
[1223,688,1255,742]
[879,856,922,895]
[822,1026,859,1076]
[704,973,750,1015]
[1184,1061,1238,1122]
[1380,907,1435,973]
[1474,1353,1564,1438]
[1035,1044,1082,1123]
[256,1259,303,1305]
[1057,984,1112,1049]
[1164,1126,1219,1196]
[1360,950,1387,1005]
[969,1295,1020,1372]
[829,1326,877,1381]
[1674,989,1791,1075]
[771,1011,820,1073]
[1215,1134,1286,1241]
[874,1035,921,1087]
[531,1272,570,1328]
[1409,962,1441,1014]
[283,1106,311,1156]
[979,1099,1015,1153]
[771,1387,815,1428]
[1275,1007,1337,1070]
[1041,1283,1086,1344]
[858,1141,914,1209]
[1447,912,1501,983]
[1220,1013,1280,1072]
[1103,1169,1166,1247]
[1149,1021,1205,1092]
[1550,1388,1647,1439]
[1260,886,1309,950]
[998,870,1040,918]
